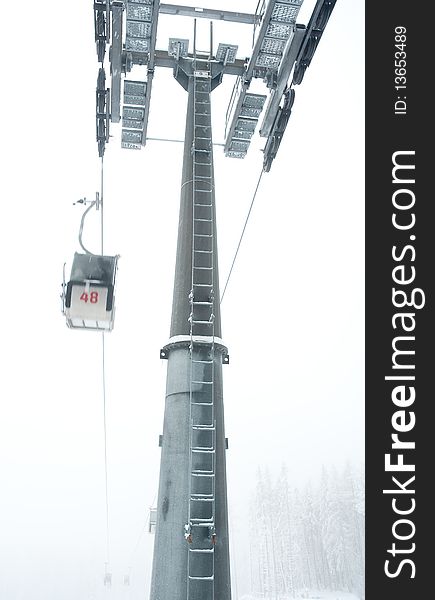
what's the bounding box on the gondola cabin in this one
[65,252,119,331]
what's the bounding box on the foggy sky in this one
[0,1,364,598]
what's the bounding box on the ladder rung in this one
[194,234,213,238]
[192,425,215,430]
[191,322,213,327]
[193,250,212,254]
[189,548,214,553]
[194,218,212,222]
[191,449,215,454]
[191,402,213,406]
[192,469,214,474]
[190,497,214,502]
[191,492,214,497]
[191,380,213,385]
[192,358,213,362]
[189,575,214,580]
[191,517,214,523]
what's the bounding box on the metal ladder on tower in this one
[186,52,216,600]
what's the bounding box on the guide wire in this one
[100,154,111,571]
[102,333,110,568]
[220,167,264,303]
[228,505,240,600]
[127,521,148,579]
[125,491,157,584]
[100,156,104,256]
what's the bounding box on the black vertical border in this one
[366,1,433,598]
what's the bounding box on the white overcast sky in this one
[0,1,364,599]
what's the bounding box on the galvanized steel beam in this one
[159,3,259,24]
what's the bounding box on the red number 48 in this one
[80,291,99,304]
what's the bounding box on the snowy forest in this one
[248,463,365,600]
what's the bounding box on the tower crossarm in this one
[159,4,260,25]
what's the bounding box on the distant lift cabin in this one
[64,252,119,331]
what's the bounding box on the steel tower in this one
[150,54,231,600]
[87,1,338,598]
